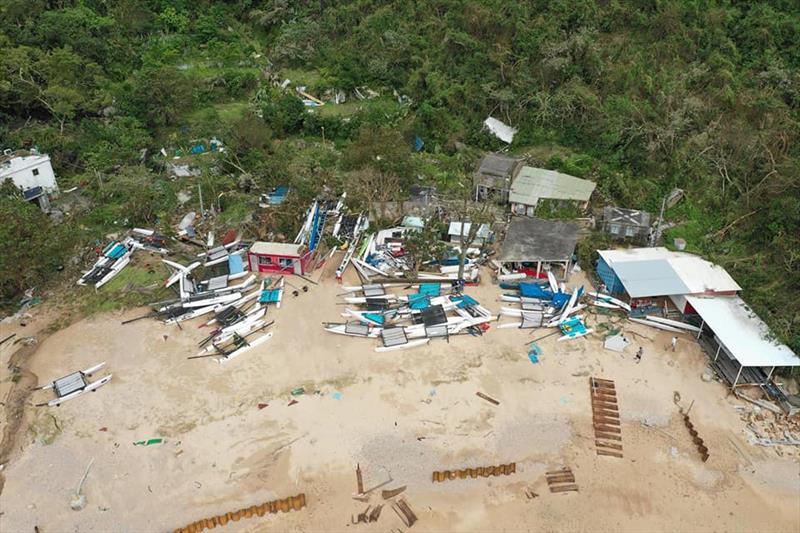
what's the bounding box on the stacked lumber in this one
[545,467,579,493]
[590,377,623,458]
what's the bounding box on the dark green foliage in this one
[0,184,74,300]
[0,1,797,351]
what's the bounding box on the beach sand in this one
[1,263,798,532]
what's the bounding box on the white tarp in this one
[686,295,800,368]
[483,117,517,144]
[604,334,630,353]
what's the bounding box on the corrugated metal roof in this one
[686,296,799,367]
[250,242,304,257]
[603,206,650,227]
[509,167,596,206]
[611,259,690,298]
[476,153,520,178]
[499,217,579,262]
[598,248,741,295]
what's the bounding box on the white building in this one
[0,150,58,210]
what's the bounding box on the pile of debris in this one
[323,282,495,352]
[77,228,170,289]
[497,274,591,341]
[735,394,800,452]
[121,239,287,363]
[587,291,701,335]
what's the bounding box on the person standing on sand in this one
[670,336,677,352]
[635,347,643,363]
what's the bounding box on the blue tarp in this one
[268,186,289,205]
[414,135,425,152]
[259,289,281,303]
[519,283,551,299]
[228,254,244,274]
[552,292,570,308]
[190,144,205,154]
[105,243,127,259]
[453,295,479,309]
[418,283,441,297]
[408,294,430,310]
[560,316,588,338]
[363,312,385,325]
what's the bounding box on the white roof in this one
[483,117,517,144]
[250,242,304,257]
[448,222,490,239]
[598,247,740,295]
[686,296,799,367]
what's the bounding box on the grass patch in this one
[75,262,172,317]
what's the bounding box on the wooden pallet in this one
[545,467,579,493]
[590,377,623,458]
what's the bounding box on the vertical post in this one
[696,319,704,339]
[714,344,721,362]
[732,364,743,391]
[766,366,776,382]
[198,183,204,216]
[535,261,541,278]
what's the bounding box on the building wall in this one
[248,252,305,275]
[0,155,58,193]
[596,257,625,294]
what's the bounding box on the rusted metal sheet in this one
[432,463,516,482]
[173,494,306,533]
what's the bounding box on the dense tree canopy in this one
[0,1,797,351]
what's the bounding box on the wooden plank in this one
[591,377,616,385]
[595,441,624,451]
[591,401,619,411]
[546,475,576,484]
[476,392,499,406]
[591,408,620,419]
[592,416,621,426]
[592,389,618,398]
[595,432,623,441]
[545,468,572,476]
[596,449,624,458]
[550,484,580,493]
[593,424,622,434]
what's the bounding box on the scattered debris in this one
[391,498,418,528]
[356,463,364,494]
[476,392,500,406]
[133,438,164,446]
[679,407,710,462]
[34,362,112,407]
[432,463,516,482]
[483,116,517,144]
[69,458,94,511]
[173,493,306,532]
[590,377,623,458]
[545,467,579,494]
[382,486,407,500]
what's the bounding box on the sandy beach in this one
[1,262,798,532]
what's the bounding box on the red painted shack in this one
[248,242,308,275]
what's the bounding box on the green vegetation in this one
[0,1,798,352]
